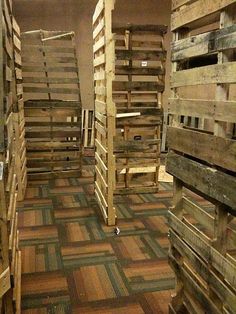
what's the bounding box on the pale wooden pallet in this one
[22,30,82,179]
[167,1,236,313]
[0,1,22,312]
[12,17,27,201]
[93,0,167,225]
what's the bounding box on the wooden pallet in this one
[22,30,82,180]
[93,0,167,225]
[167,1,236,313]
[12,17,27,201]
[0,1,22,312]
[82,109,95,148]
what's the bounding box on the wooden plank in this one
[114,24,168,35]
[171,231,236,313]
[12,17,20,35]
[93,36,105,53]
[114,139,160,151]
[23,86,79,95]
[23,77,79,84]
[167,127,236,172]
[169,211,236,288]
[22,56,76,63]
[24,100,80,108]
[0,267,11,297]
[115,50,166,61]
[183,197,215,233]
[172,0,192,10]
[172,24,236,61]
[22,65,78,73]
[171,0,236,30]
[93,17,105,39]
[94,53,105,67]
[27,169,81,180]
[171,62,236,87]
[169,98,236,123]
[22,45,74,53]
[93,0,104,24]
[116,66,164,76]
[166,152,236,213]
[113,81,164,92]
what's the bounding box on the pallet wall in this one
[93,0,167,225]
[113,25,166,195]
[0,0,21,312]
[12,17,27,201]
[167,1,236,313]
[22,30,82,179]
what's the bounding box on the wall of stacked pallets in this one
[0,0,22,312]
[93,0,167,225]
[22,30,82,180]
[12,17,27,201]
[113,25,166,195]
[167,0,236,313]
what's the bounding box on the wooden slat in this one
[172,24,236,61]
[171,0,236,30]
[167,127,236,172]
[169,211,236,288]
[171,62,236,87]
[166,152,236,213]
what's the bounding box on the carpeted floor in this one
[17,157,175,313]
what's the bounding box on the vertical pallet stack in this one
[0,0,21,312]
[12,17,27,201]
[22,30,82,179]
[113,25,166,195]
[93,0,167,225]
[93,0,116,225]
[167,0,236,313]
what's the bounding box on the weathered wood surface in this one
[22,29,81,101]
[93,0,167,225]
[171,0,236,30]
[166,152,236,213]
[22,30,82,179]
[0,3,22,312]
[93,0,116,225]
[25,100,82,179]
[168,1,236,312]
[167,127,236,172]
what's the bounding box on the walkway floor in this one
[18,158,175,313]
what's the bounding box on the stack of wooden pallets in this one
[93,0,167,225]
[167,0,236,312]
[22,30,82,180]
[0,0,21,312]
[12,17,27,201]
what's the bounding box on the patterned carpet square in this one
[18,159,176,313]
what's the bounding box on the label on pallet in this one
[141,61,148,67]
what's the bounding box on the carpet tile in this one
[18,157,176,313]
